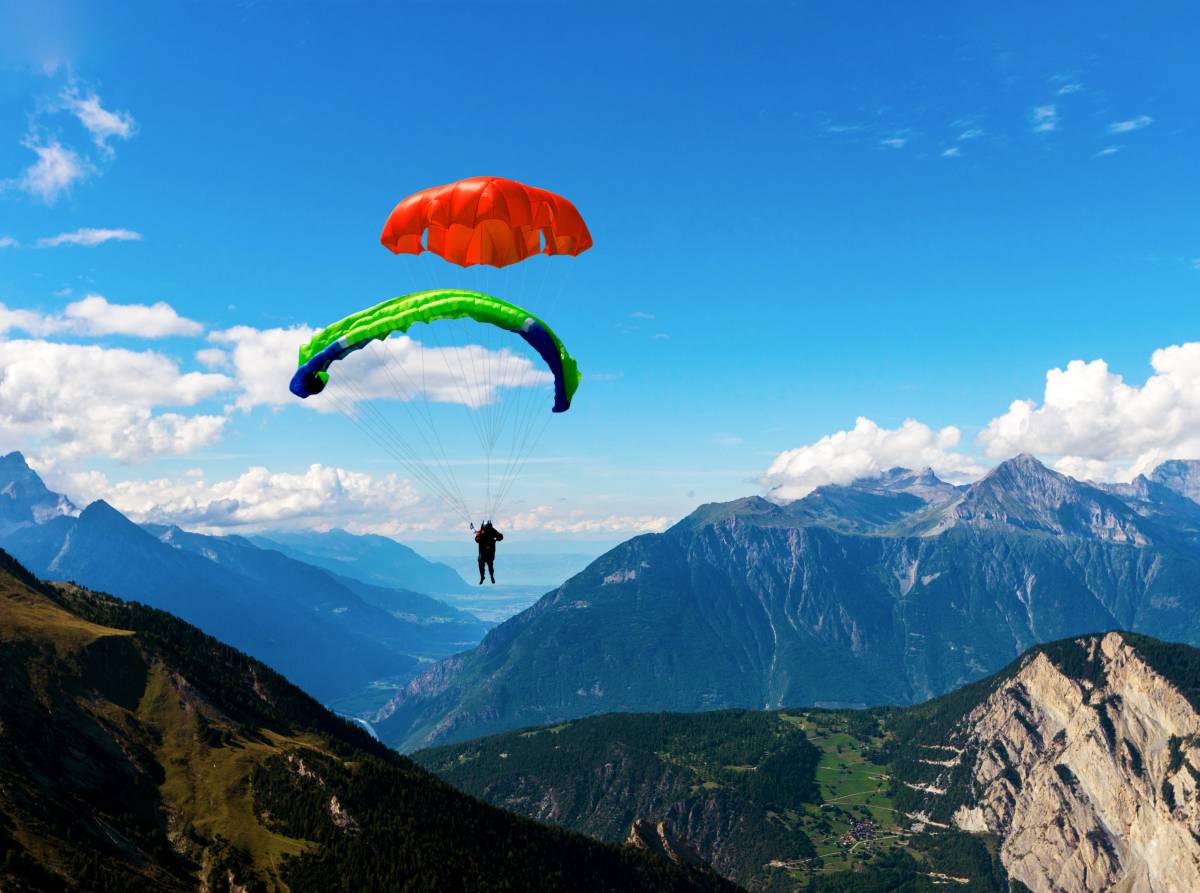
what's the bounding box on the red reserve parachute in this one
[379,176,593,268]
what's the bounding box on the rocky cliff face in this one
[909,632,1200,893]
[626,820,709,869]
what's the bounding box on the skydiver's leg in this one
[487,558,495,584]
[477,557,485,585]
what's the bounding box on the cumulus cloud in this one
[1109,115,1153,134]
[0,339,232,463]
[1031,105,1058,133]
[66,464,422,533]
[978,343,1200,481]
[0,295,202,339]
[210,324,552,413]
[62,295,202,337]
[37,228,141,247]
[505,504,672,535]
[9,140,90,204]
[0,236,17,249]
[0,305,67,338]
[59,464,669,536]
[762,417,986,501]
[59,86,136,154]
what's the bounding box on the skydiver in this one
[473,520,504,585]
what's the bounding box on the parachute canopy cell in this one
[289,289,580,413]
[379,176,593,268]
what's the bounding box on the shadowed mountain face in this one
[0,454,487,702]
[0,553,735,893]
[377,455,1200,751]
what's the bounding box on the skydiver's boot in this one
[490,572,496,584]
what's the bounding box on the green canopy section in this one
[289,289,580,412]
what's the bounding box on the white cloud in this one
[0,295,201,339]
[0,306,67,338]
[712,433,743,447]
[0,338,232,463]
[630,311,656,320]
[1095,146,1120,158]
[210,324,552,413]
[941,147,962,158]
[762,417,986,501]
[63,295,202,337]
[1056,82,1083,96]
[195,347,230,369]
[1031,105,1058,133]
[37,228,142,247]
[66,464,422,533]
[978,343,1200,481]
[880,137,907,149]
[59,86,135,154]
[10,140,90,204]
[1109,115,1153,134]
[0,236,17,249]
[1191,258,1200,271]
[957,128,983,141]
[60,465,669,536]
[505,504,671,535]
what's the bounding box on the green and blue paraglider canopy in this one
[289,289,580,522]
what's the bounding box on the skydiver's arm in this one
[495,531,504,541]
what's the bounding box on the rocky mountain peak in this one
[75,499,155,544]
[0,451,78,535]
[1150,459,1200,505]
[854,465,960,502]
[945,454,1155,544]
[980,452,1063,488]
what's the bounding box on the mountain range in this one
[416,630,1200,892]
[248,527,471,595]
[376,454,1200,750]
[0,453,485,702]
[0,552,733,892]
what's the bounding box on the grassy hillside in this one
[0,550,736,892]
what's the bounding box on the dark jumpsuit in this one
[475,526,503,583]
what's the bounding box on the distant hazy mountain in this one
[146,524,489,649]
[0,552,733,893]
[251,527,471,594]
[419,631,1200,893]
[377,454,1200,751]
[0,454,486,702]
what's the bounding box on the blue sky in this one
[1,1,1198,545]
